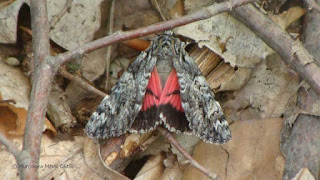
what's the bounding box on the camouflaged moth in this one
[86,31,231,144]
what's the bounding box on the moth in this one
[86,31,231,144]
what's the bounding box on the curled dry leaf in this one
[206,62,235,90]
[0,102,56,136]
[134,153,166,180]
[175,12,273,68]
[190,45,222,77]
[190,44,253,91]
[175,11,272,92]
[97,132,159,173]
[175,3,305,94]
[83,137,130,180]
[0,61,56,136]
[160,161,184,180]
[120,133,158,158]
[160,153,184,180]
[0,0,25,43]
[47,83,76,132]
[0,0,102,48]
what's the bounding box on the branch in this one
[0,134,20,162]
[21,0,52,179]
[231,4,320,95]
[55,0,258,66]
[58,67,107,97]
[157,127,219,180]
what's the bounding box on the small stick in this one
[152,0,167,21]
[18,26,107,98]
[58,67,107,97]
[0,133,20,163]
[104,0,116,90]
[157,127,219,180]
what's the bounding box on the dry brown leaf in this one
[206,62,235,90]
[282,115,320,180]
[218,67,253,91]
[224,56,300,121]
[134,153,166,180]
[0,0,25,43]
[0,0,103,47]
[182,118,285,180]
[48,0,104,50]
[0,135,86,179]
[83,137,130,180]
[121,133,157,158]
[47,83,76,132]
[0,100,57,136]
[123,39,151,51]
[175,12,272,69]
[270,6,306,30]
[0,105,17,136]
[190,46,222,77]
[0,60,57,136]
[160,162,184,180]
[0,60,30,110]
[175,11,272,92]
[160,157,184,180]
[168,0,185,18]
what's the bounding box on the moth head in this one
[153,31,181,57]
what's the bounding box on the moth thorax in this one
[156,57,174,88]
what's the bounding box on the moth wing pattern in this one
[173,40,232,144]
[86,31,231,144]
[86,48,157,139]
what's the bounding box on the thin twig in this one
[50,0,73,28]
[55,0,258,66]
[58,67,107,97]
[304,0,320,12]
[231,4,320,96]
[104,0,115,90]
[152,0,167,21]
[0,134,20,163]
[157,127,219,180]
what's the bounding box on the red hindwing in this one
[141,67,183,112]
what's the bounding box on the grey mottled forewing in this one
[173,41,232,144]
[86,49,157,139]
